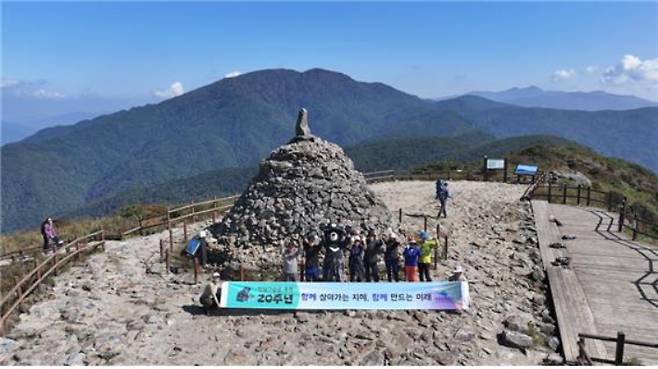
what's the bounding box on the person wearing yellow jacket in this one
[418,231,438,282]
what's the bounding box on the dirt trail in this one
[1,180,560,365]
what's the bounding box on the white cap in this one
[453,265,463,273]
[212,272,221,278]
[199,230,207,238]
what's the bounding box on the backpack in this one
[437,180,449,200]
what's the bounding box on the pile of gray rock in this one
[210,109,392,266]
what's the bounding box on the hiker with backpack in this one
[41,217,64,252]
[436,179,451,218]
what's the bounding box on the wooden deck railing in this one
[120,194,240,240]
[578,332,658,365]
[529,182,658,241]
[0,246,44,264]
[362,167,537,185]
[0,230,106,335]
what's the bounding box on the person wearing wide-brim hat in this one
[449,264,466,282]
[199,272,222,313]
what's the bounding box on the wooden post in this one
[442,234,448,260]
[503,158,508,183]
[138,219,144,236]
[423,216,428,232]
[167,207,173,252]
[53,253,59,276]
[159,239,164,262]
[615,331,626,365]
[240,265,245,281]
[211,210,216,224]
[576,185,581,205]
[586,187,591,206]
[75,241,80,261]
[577,337,593,365]
[183,219,188,243]
[398,208,402,224]
[632,221,638,241]
[14,277,21,299]
[548,182,553,203]
[607,191,613,212]
[618,198,626,232]
[562,184,567,204]
[165,249,170,274]
[482,155,488,181]
[168,221,173,253]
[434,224,440,270]
[194,256,200,284]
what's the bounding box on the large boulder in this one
[499,330,534,350]
[210,108,393,268]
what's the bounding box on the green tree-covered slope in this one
[3,69,657,232]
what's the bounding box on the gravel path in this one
[1,180,561,365]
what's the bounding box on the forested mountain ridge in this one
[435,97,658,173]
[60,134,578,222]
[2,68,657,232]
[464,86,658,111]
[1,69,473,231]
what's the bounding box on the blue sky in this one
[2,1,657,122]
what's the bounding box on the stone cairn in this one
[210,108,393,268]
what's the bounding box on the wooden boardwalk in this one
[532,200,658,365]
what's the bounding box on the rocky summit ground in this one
[1,180,561,365]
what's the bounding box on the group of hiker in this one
[279,178,454,283]
[281,226,463,284]
[197,177,459,312]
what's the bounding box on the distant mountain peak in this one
[507,85,543,92]
[467,86,657,111]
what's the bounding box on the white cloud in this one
[551,69,576,82]
[1,78,19,88]
[2,79,66,99]
[224,71,241,78]
[585,65,598,74]
[602,54,658,85]
[31,88,65,99]
[154,81,184,99]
